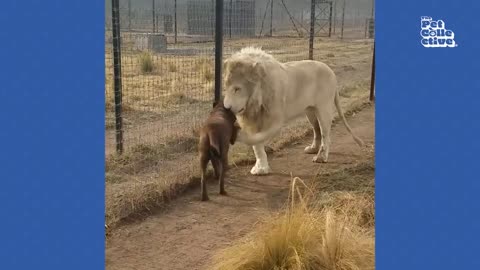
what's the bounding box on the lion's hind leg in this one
[312,107,333,163]
[304,107,322,154]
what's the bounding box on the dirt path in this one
[106,105,375,270]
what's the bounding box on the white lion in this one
[223,47,364,175]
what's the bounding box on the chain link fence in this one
[105,0,374,156]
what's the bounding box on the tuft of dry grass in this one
[203,67,214,82]
[340,80,370,98]
[212,177,375,270]
[105,100,135,113]
[195,58,214,82]
[342,65,356,72]
[163,92,199,106]
[168,62,177,72]
[195,58,211,70]
[139,52,154,73]
[105,98,114,112]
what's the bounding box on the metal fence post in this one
[214,0,224,105]
[152,0,156,33]
[364,18,368,38]
[328,2,333,37]
[128,0,131,31]
[211,0,215,36]
[174,0,177,43]
[333,0,336,34]
[370,1,375,101]
[341,0,345,39]
[111,0,124,154]
[270,0,274,36]
[229,0,233,38]
[370,42,375,101]
[371,0,375,18]
[309,0,315,60]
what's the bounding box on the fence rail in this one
[106,0,375,156]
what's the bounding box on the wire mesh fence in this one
[105,0,374,156]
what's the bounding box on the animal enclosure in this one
[105,0,375,156]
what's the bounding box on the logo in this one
[420,16,457,48]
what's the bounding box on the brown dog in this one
[198,100,239,201]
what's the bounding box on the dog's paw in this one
[250,163,271,175]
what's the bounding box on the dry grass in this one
[105,98,114,112]
[106,136,198,177]
[139,52,154,73]
[105,166,201,231]
[203,68,214,82]
[212,166,375,270]
[168,62,178,72]
[105,137,200,231]
[340,80,371,98]
[195,58,214,82]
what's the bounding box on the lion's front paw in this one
[250,163,271,175]
[304,145,319,154]
[321,151,329,162]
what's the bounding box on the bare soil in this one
[106,105,375,270]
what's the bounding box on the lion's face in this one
[223,74,253,114]
[223,60,264,114]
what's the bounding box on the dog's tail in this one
[208,132,222,159]
[334,90,364,147]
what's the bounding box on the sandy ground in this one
[106,104,375,270]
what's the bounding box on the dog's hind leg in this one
[222,146,229,172]
[200,154,209,201]
[304,107,322,154]
[213,158,227,195]
[212,157,220,179]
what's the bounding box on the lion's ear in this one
[252,62,266,79]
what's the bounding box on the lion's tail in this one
[334,90,364,147]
